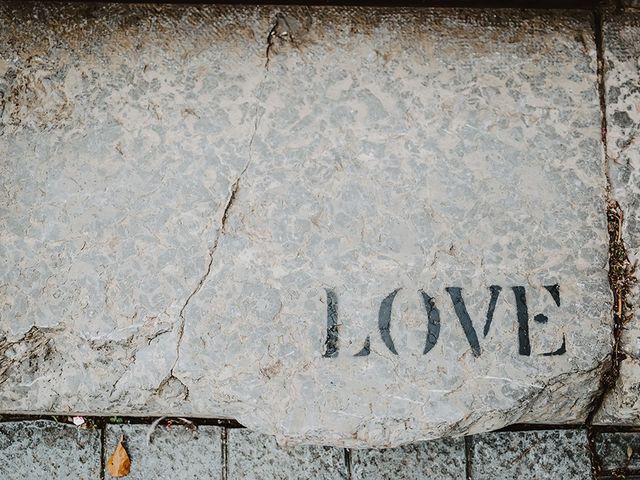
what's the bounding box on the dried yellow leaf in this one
[107,435,131,478]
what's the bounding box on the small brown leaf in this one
[107,435,131,478]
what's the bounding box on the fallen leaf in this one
[107,435,131,478]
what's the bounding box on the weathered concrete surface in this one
[0,420,100,480]
[351,438,465,480]
[104,424,222,479]
[470,430,591,479]
[0,3,611,446]
[596,13,640,425]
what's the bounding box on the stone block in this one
[469,430,591,480]
[351,438,465,480]
[0,3,611,446]
[228,428,347,479]
[104,423,222,479]
[0,420,100,480]
[595,432,640,474]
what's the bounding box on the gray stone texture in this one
[351,438,465,480]
[0,3,612,446]
[595,432,640,473]
[469,430,591,480]
[597,13,640,425]
[228,428,347,479]
[0,420,100,480]
[104,423,222,480]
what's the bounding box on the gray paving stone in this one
[351,437,465,480]
[104,423,222,479]
[0,3,612,447]
[470,430,591,480]
[597,13,640,425]
[0,420,100,480]
[595,432,640,473]
[228,428,347,480]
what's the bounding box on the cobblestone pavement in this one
[1,418,640,479]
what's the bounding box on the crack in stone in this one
[154,97,263,399]
[586,12,638,479]
[265,12,296,70]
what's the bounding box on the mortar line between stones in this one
[0,414,625,432]
[586,8,636,479]
[99,421,106,480]
[464,435,473,480]
[585,10,610,480]
[344,448,352,480]
[221,427,229,480]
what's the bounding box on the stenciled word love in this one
[321,285,565,358]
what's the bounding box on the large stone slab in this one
[0,4,611,446]
[595,13,640,425]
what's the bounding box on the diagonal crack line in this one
[157,108,264,396]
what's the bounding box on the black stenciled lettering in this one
[378,289,400,355]
[534,313,548,324]
[419,290,440,354]
[482,285,503,337]
[322,289,339,358]
[512,286,531,356]
[533,284,561,324]
[542,334,566,356]
[354,336,371,357]
[445,287,481,357]
[540,284,565,356]
[544,284,561,306]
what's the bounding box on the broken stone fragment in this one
[0,3,612,447]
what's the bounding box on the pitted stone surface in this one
[469,430,591,480]
[596,13,640,425]
[104,424,222,479]
[351,438,465,480]
[0,4,611,446]
[0,420,100,480]
[228,428,347,479]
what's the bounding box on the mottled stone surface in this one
[596,14,640,425]
[228,428,347,479]
[0,420,100,480]
[470,430,591,480]
[351,438,465,480]
[0,3,611,446]
[595,432,640,473]
[104,424,222,479]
